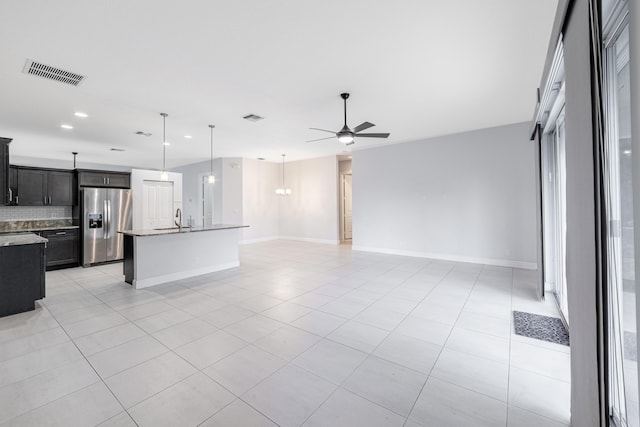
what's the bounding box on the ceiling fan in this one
[308,93,390,146]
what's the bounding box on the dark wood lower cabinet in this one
[0,242,45,317]
[40,229,79,270]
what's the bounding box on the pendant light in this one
[208,124,215,184]
[275,154,291,196]
[160,112,169,181]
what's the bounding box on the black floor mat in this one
[513,311,570,346]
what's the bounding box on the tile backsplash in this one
[0,206,72,221]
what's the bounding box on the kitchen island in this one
[0,232,47,317]
[119,224,248,289]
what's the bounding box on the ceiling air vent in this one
[22,59,86,86]
[243,114,264,122]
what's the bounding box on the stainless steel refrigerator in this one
[82,188,132,266]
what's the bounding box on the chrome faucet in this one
[175,208,182,231]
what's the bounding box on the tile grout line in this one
[15,302,141,427]
[402,262,485,425]
[1,243,561,426]
[55,268,273,427]
[44,271,141,426]
[220,259,443,425]
[505,267,514,427]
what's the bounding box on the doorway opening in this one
[339,158,352,243]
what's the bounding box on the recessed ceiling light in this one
[74,112,88,118]
[110,148,125,152]
[163,141,171,146]
[624,150,632,155]
[184,135,192,139]
[60,124,73,129]
[135,131,152,137]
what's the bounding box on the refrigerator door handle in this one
[108,200,112,239]
[104,199,109,239]
[107,200,111,239]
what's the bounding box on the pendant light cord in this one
[282,154,285,187]
[161,113,168,171]
[209,125,215,175]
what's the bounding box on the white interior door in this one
[142,180,174,229]
[343,174,352,240]
[202,176,215,226]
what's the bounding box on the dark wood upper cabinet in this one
[47,170,73,205]
[8,166,17,205]
[77,170,130,188]
[17,168,47,205]
[16,168,74,206]
[0,137,11,205]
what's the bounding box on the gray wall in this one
[171,157,243,226]
[563,1,600,425]
[171,159,223,225]
[352,122,538,268]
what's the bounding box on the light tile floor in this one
[0,241,571,426]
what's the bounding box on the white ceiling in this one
[0,0,558,169]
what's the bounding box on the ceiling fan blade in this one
[352,121,375,133]
[354,133,390,138]
[309,128,337,134]
[306,136,336,143]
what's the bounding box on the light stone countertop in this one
[0,232,48,247]
[0,225,79,234]
[0,219,78,234]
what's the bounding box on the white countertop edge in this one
[119,224,248,237]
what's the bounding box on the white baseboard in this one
[278,236,340,245]
[240,236,279,245]
[133,261,240,289]
[351,245,537,270]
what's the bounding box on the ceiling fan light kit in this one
[308,93,390,146]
